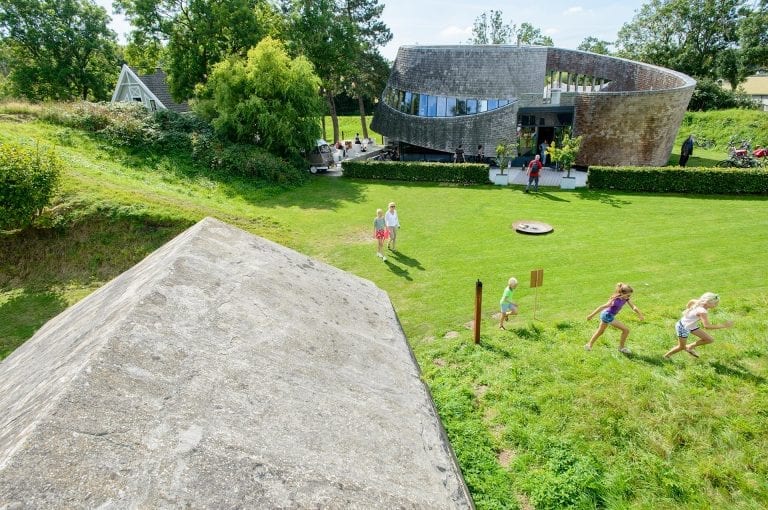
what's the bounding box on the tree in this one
[615,0,744,80]
[282,0,360,143]
[737,0,768,73]
[194,37,324,157]
[0,0,118,100]
[469,10,512,44]
[339,0,391,140]
[546,134,582,178]
[115,0,282,101]
[515,22,553,46]
[577,36,612,55]
[469,10,552,46]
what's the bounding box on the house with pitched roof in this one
[111,64,190,113]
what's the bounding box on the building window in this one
[149,100,157,111]
[383,87,515,117]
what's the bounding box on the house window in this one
[132,97,142,102]
[149,100,157,111]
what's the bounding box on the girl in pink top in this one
[585,283,644,354]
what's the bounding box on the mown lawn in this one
[2,116,768,509]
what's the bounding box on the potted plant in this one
[492,141,516,185]
[547,134,582,189]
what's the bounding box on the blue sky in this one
[97,0,647,61]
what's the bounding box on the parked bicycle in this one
[716,138,759,168]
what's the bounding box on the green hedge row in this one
[342,160,490,184]
[588,166,768,194]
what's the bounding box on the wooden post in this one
[530,269,544,320]
[474,280,482,344]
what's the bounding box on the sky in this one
[97,0,648,62]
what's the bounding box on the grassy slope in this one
[2,113,768,509]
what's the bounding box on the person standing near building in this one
[539,140,549,166]
[525,155,543,192]
[454,144,465,163]
[476,144,484,163]
[385,202,400,251]
[680,135,694,167]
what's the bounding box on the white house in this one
[111,64,189,113]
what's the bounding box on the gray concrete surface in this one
[0,217,472,509]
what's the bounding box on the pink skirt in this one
[375,229,389,240]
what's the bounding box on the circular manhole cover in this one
[512,220,554,235]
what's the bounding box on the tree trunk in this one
[358,95,369,141]
[321,115,327,141]
[325,91,340,143]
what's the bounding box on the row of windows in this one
[382,87,515,117]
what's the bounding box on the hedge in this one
[341,160,490,184]
[588,166,768,194]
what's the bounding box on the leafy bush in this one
[688,78,759,112]
[191,133,306,185]
[0,142,62,230]
[342,160,490,184]
[588,166,768,194]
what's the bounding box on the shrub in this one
[0,142,62,230]
[191,133,307,185]
[342,160,490,184]
[588,166,768,194]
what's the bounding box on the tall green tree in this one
[115,0,282,101]
[282,0,359,143]
[469,10,512,44]
[0,0,118,100]
[469,10,552,46]
[339,0,391,140]
[615,0,745,80]
[737,0,768,73]
[195,36,323,157]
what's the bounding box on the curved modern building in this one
[371,45,696,167]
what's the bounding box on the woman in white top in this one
[664,292,734,358]
[384,202,400,251]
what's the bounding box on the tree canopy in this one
[0,0,118,100]
[469,10,553,46]
[115,0,283,101]
[616,0,768,85]
[195,37,323,157]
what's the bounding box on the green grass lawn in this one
[2,115,768,509]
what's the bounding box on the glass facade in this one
[383,87,515,117]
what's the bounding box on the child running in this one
[585,282,644,354]
[664,292,733,358]
[373,208,388,261]
[498,277,519,329]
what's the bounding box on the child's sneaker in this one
[619,347,631,355]
[584,344,591,351]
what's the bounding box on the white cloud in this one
[440,25,473,39]
[564,6,584,14]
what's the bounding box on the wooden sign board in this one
[530,269,544,288]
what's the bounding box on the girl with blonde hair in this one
[585,283,644,354]
[664,292,733,358]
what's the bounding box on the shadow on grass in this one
[384,259,413,281]
[625,352,668,367]
[575,189,634,208]
[389,250,425,271]
[709,360,766,385]
[532,191,571,202]
[0,210,193,358]
[0,289,69,360]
